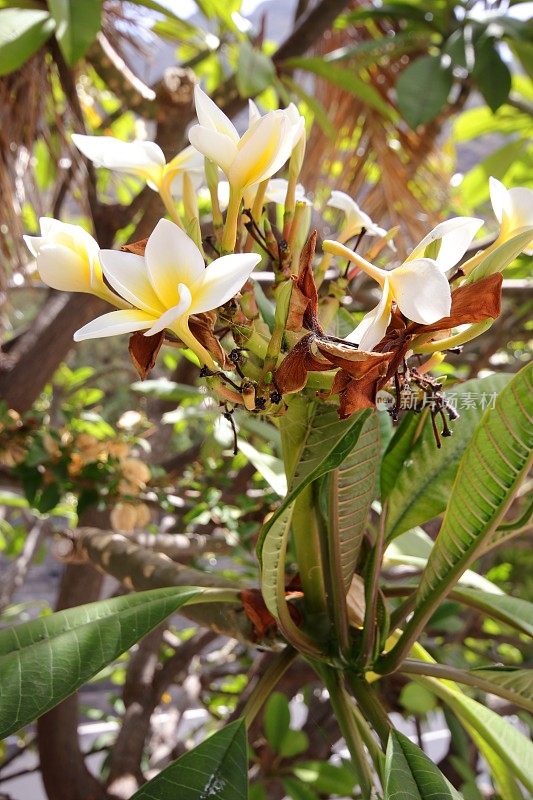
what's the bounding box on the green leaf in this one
[282,56,397,120]
[48,0,102,65]
[412,364,533,623]
[279,730,309,758]
[451,587,533,637]
[416,676,533,794]
[465,227,533,283]
[399,682,437,715]
[237,439,287,497]
[472,38,511,112]
[293,760,357,795]
[395,55,452,128]
[0,8,55,75]
[458,139,527,209]
[130,719,248,799]
[329,411,381,591]
[257,406,371,644]
[283,777,320,800]
[0,586,203,738]
[510,40,533,81]
[281,75,336,139]
[236,39,275,98]
[385,730,463,800]
[469,668,533,713]
[386,527,502,594]
[381,412,424,500]
[264,692,290,752]
[384,374,511,539]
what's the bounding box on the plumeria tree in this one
[2,79,533,800]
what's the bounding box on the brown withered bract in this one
[239,588,302,642]
[275,231,394,414]
[189,311,230,369]
[375,273,504,384]
[121,238,148,256]
[286,230,324,334]
[275,243,503,418]
[128,331,165,381]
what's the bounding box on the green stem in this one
[292,485,328,625]
[400,659,533,712]
[412,319,494,354]
[159,182,185,229]
[320,667,374,798]
[222,187,243,253]
[347,674,391,748]
[359,504,387,669]
[173,319,217,370]
[241,646,298,728]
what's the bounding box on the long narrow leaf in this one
[258,407,370,649]
[0,586,205,737]
[131,719,248,800]
[330,411,381,592]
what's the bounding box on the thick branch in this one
[59,527,278,647]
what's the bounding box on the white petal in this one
[264,179,306,205]
[230,113,291,190]
[99,250,165,315]
[217,181,231,212]
[72,134,165,177]
[505,186,533,232]
[190,253,260,315]
[390,259,451,324]
[144,219,205,307]
[188,125,237,176]
[36,243,92,293]
[23,235,43,257]
[328,191,374,234]
[73,310,155,341]
[409,217,484,270]
[144,284,193,336]
[489,176,509,225]
[194,85,239,142]
[170,168,204,198]
[248,98,261,127]
[166,144,205,175]
[346,280,392,351]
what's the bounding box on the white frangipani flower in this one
[23,218,128,307]
[71,134,204,197]
[327,191,387,240]
[188,86,298,194]
[407,216,484,271]
[264,178,306,206]
[323,240,452,351]
[489,176,533,254]
[73,219,260,368]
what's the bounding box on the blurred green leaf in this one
[472,38,511,112]
[236,40,275,98]
[48,0,101,65]
[283,56,397,120]
[0,8,55,75]
[399,682,437,715]
[279,730,309,759]
[293,760,358,795]
[264,691,290,752]
[396,55,452,128]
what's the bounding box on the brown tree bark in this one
[36,564,109,800]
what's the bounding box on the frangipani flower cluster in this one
[24,85,532,425]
